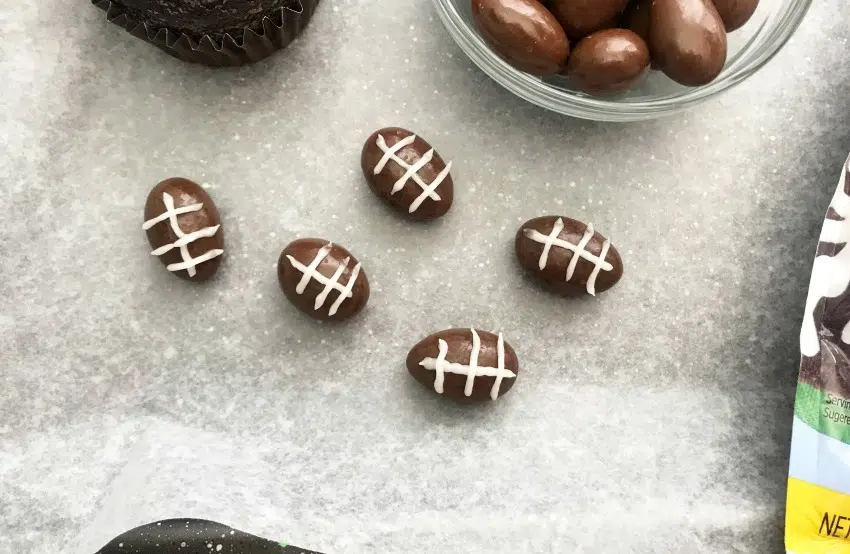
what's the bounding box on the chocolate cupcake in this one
[92,0,320,66]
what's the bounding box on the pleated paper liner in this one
[92,0,319,67]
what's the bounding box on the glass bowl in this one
[433,0,811,121]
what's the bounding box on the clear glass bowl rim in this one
[432,0,813,121]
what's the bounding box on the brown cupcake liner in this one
[92,0,319,67]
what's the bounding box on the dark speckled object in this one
[117,0,298,38]
[95,519,325,554]
[91,0,319,66]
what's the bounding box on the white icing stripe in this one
[286,242,360,316]
[392,147,433,194]
[142,202,203,230]
[150,225,221,255]
[374,134,415,174]
[409,161,452,214]
[419,329,516,399]
[523,218,614,296]
[465,329,481,397]
[587,238,611,296]
[433,339,449,394]
[491,333,506,401]
[329,260,362,317]
[315,256,349,310]
[374,133,452,213]
[293,243,331,294]
[142,192,222,277]
[566,223,595,282]
[166,249,224,272]
[537,217,563,270]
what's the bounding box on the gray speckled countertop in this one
[2,1,849,553]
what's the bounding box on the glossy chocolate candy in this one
[143,177,224,282]
[516,215,623,296]
[407,328,520,403]
[472,0,570,76]
[566,29,650,95]
[649,0,727,86]
[361,127,454,221]
[278,238,369,321]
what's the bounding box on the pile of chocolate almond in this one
[471,0,758,96]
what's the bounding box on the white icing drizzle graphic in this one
[523,218,614,295]
[374,133,453,214]
[801,158,850,357]
[419,329,515,400]
[142,192,223,277]
[286,242,361,316]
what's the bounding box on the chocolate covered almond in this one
[649,0,727,86]
[566,29,650,95]
[516,215,623,296]
[407,328,519,403]
[710,0,759,31]
[472,0,570,76]
[143,177,224,282]
[361,127,453,220]
[278,238,369,321]
[548,0,629,39]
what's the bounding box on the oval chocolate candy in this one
[548,0,629,39]
[472,0,570,76]
[143,177,224,282]
[566,29,650,95]
[710,0,759,32]
[278,238,369,321]
[406,328,520,403]
[361,127,454,221]
[649,0,727,86]
[515,215,623,296]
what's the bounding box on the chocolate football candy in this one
[471,0,570,76]
[143,177,224,282]
[406,328,519,403]
[649,0,727,86]
[361,127,454,221]
[516,215,623,296]
[277,238,369,321]
[566,29,650,95]
[95,518,325,553]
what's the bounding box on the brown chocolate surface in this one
[472,0,570,76]
[406,328,520,403]
[113,0,302,38]
[361,127,454,221]
[516,215,623,296]
[143,177,224,282]
[548,0,629,39]
[566,29,650,95]
[710,0,759,32]
[622,0,652,43]
[277,238,369,321]
[649,0,727,86]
